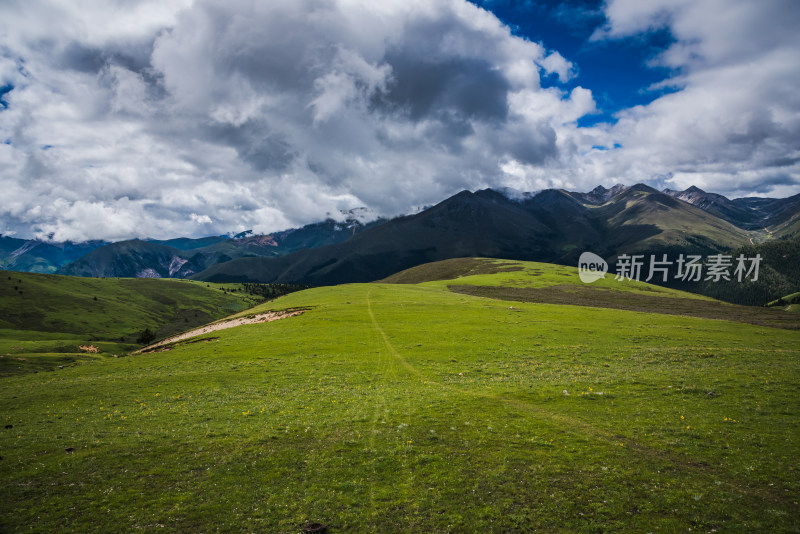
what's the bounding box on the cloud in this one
[190,213,212,225]
[0,0,797,241]
[578,0,800,198]
[0,0,592,240]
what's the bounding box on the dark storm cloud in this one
[751,174,797,192]
[380,54,510,122]
[59,43,107,73]
[208,120,296,172]
[496,121,557,165]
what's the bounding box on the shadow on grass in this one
[449,284,800,330]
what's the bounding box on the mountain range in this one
[1,210,383,277]
[190,184,799,286]
[2,184,798,301]
[0,237,108,274]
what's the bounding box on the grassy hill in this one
[0,272,260,376]
[1,259,799,532]
[767,291,800,313]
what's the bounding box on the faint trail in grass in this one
[365,289,797,509]
[364,301,391,526]
[366,291,431,524]
[365,290,451,399]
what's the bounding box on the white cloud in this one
[539,51,575,83]
[576,0,800,198]
[0,0,797,241]
[189,213,212,225]
[1,0,596,240]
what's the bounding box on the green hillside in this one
[769,210,800,240]
[675,238,800,306]
[767,291,800,313]
[594,186,749,253]
[0,272,259,376]
[1,260,799,532]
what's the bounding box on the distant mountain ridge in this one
[661,185,800,233]
[56,211,386,278]
[2,185,799,295]
[190,183,796,287]
[0,236,108,274]
[570,183,627,204]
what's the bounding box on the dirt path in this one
[134,309,306,354]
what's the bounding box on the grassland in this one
[0,272,259,377]
[1,260,799,532]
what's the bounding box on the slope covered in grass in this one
[1,261,799,532]
[767,291,800,313]
[0,272,259,376]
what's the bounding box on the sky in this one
[0,0,798,241]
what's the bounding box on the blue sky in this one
[471,0,677,126]
[0,0,798,241]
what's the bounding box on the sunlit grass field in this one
[1,260,799,532]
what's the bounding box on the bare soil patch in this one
[134,308,308,354]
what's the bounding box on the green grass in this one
[1,260,799,532]
[767,291,800,313]
[408,258,715,297]
[0,272,259,377]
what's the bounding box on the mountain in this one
[670,237,800,306]
[732,194,800,238]
[190,184,753,285]
[57,240,195,278]
[590,184,749,257]
[146,235,230,250]
[570,183,627,204]
[190,188,554,285]
[6,184,797,295]
[768,210,800,240]
[663,186,800,233]
[266,213,386,254]
[0,235,108,273]
[57,213,386,278]
[661,185,761,228]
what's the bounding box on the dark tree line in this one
[642,238,800,306]
[240,282,309,300]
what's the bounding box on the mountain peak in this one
[491,187,541,202]
[232,230,254,240]
[684,185,706,194]
[579,183,628,204]
[628,183,660,194]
